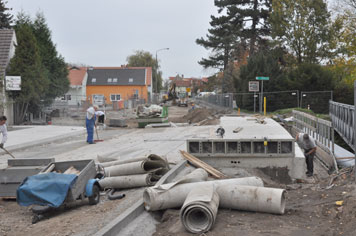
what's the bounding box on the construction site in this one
[0,99,356,236]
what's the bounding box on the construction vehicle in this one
[177,92,188,107]
[162,82,178,104]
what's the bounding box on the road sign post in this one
[256,77,269,114]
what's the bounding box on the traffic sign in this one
[256,76,269,81]
[249,81,259,92]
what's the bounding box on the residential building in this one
[0,29,17,125]
[86,67,152,106]
[64,66,87,106]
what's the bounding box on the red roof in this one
[68,67,87,86]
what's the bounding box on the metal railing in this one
[329,100,354,152]
[293,110,334,154]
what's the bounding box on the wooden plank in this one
[180,150,226,179]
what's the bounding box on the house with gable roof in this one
[86,66,152,106]
[63,66,88,106]
[0,29,17,124]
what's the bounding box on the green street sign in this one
[256,76,269,81]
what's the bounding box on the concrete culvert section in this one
[98,173,160,189]
[104,160,168,177]
[143,177,264,211]
[180,184,219,233]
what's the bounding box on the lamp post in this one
[155,48,169,93]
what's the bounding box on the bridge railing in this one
[329,100,354,152]
[292,110,334,154]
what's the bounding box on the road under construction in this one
[1,103,355,236]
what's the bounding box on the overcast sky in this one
[9,0,219,79]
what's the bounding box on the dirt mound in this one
[183,108,217,123]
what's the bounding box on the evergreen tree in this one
[0,0,13,28]
[214,0,271,56]
[196,13,242,70]
[7,13,48,124]
[32,12,69,104]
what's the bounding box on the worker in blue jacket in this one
[86,105,98,144]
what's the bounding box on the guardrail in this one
[329,101,354,152]
[292,110,334,154]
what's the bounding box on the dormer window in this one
[108,78,112,83]
[113,78,118,83]
[92,78,96,83]
[129,78,133,83]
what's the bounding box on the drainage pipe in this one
[144,177,263,211]
[154,168,208,191]
[180,185,219,234]
[218,185,286,215]
[99,173,159,189]
[104,160,168,177]
[100,157,146,168]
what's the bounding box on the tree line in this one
[197,0,356,111]
[0,0,69,124]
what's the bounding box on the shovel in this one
[1,147,16,159]
[94,124,104,142]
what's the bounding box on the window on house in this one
[66,94,72,100]
[110,94,121,101]
[129,78,133,83]
[108,78,112,83]
[113,78,118,83]
[61,95,66,100]
[92,78,96,83]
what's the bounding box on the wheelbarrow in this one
[17,159,101,223]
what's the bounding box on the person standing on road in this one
[296,133,317,177]
[86,105,98,144]
[0,116,7,149]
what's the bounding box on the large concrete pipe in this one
[144,177,263,211]
[180,185,219,234]
[218,185,286,215]
[104,160,168,177]
[100,154,168,168]
[98,173,159,189]
[154,168,208,191]
[100,157,146,168]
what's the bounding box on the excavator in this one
[162,82,178,104]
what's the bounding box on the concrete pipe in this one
[100,157,146,168]
[218,185,286,215]
[154,168,208,192]
[98,173,159,189]
[105,160,168,177]
[180,185,219,234]
[144,177,263,211]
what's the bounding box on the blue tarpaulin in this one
[17,173,78,208]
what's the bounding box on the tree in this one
[7,13,48,124]
[270,0,337,64]
[214,0,271,56]
[238,49,288,111]
[0,0,13,29]
[32,12,69,105]
[196,14,241,70]
[126,50,163,92]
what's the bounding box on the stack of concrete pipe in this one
[97,154,169,189]
[144,169,286,234]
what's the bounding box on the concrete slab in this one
[1,125,86,153]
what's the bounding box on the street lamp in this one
[155,48,169,93]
